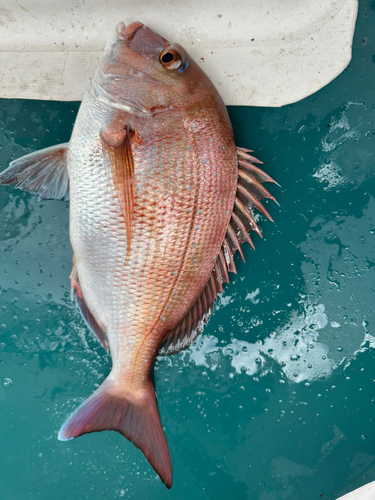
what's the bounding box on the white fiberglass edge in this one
[0,0,358,106]
[336,480,375,500]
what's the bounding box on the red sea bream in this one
[0,22,278,488]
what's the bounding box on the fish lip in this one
[116,21,144,42]
[90,78,171,117]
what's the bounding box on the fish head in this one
[93,22,218,116]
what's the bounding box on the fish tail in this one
[58,376,172,488]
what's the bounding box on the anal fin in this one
[70,256,108,352]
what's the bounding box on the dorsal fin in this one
[160,146,278,356]
[223,147,279,264]
[102,127,135,263]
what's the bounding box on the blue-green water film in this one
[1,3,375,499]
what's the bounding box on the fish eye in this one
[159,48,184,70]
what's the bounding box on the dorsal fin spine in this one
[231,212,255,250]
[218,250,229,284]
[227,225,245,262]
[212,265,223,293]
[238,168,276,202]
[222,238,237,274]
[237,184,273,222]
[234,197,262,236]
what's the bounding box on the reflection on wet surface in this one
[1,2,375,499]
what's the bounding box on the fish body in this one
[69,57,237,385]
[0,22,277,488]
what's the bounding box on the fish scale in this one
[0,21,277,489]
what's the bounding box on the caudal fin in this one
[58,377,172,488]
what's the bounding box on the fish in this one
[0,21,278,488]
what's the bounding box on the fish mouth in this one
[116,21,144,42]
[99,21,163,86]
[92,21,171,116]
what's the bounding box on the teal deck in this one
[0,1,374,498]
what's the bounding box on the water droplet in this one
[2,377,12,388]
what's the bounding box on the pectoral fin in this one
[0,143,69,200]
[101,127,135,263]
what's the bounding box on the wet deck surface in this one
[0,1,374,499]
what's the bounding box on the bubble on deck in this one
[2,377,13,387]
